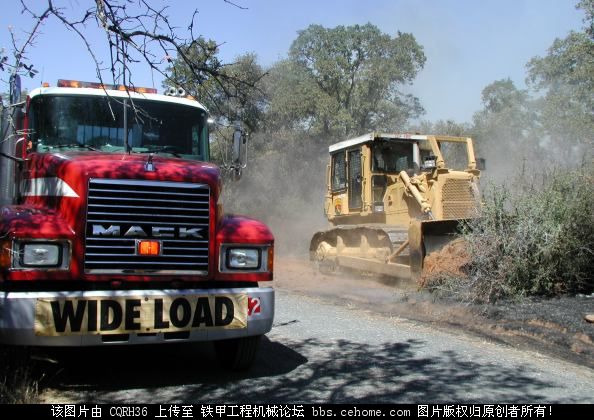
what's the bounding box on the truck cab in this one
[0,80,274,370]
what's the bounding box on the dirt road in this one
[39,257,594,403]
[275,257,594,369]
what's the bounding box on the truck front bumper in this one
[0,287,274,346]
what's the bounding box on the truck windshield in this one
[28,94,209,160]
[372,141,415,173]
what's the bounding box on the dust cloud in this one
[220,106,591,259]
[221,131,329,257]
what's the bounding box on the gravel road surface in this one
[40,287,594,404]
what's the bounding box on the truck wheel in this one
[214,335,261,371]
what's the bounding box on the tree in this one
[469,2,593,173]
[525,0,594,162]
[408,119,471,137]
[480,79,530,114]
[577,0,594,39]
[471,79,540,179]
[165,44,267,170]
[266,23,426,140]
[166,45,267,133]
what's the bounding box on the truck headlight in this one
[220,245,271,272]
[23,243,60,266]
[15,241,70,269]
[227,248,260,269]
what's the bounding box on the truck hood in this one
[16,151,222,282]
[23,151,221,197]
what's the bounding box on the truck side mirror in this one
[13,106,27,158]
[232,126,242,164]
[229,122,248,181]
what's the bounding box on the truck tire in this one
[214,335,261,371]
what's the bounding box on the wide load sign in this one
[35,294,247,336]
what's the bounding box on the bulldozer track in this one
[310,224,413,271]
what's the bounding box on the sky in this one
[0,0,585,124]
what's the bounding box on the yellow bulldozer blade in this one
[409,219,464,282]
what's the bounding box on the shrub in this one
[429,165,593,303]
[0,346,39,403]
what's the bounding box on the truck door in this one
[348,149,362,210]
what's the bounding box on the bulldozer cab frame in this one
[325,133,480,224]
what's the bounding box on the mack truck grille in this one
[84,179,210,275]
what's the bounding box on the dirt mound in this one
[419,239,470,288]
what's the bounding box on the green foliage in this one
[577,0,594,39]
[408,119,472,137]
[446,165,594,303]
[480,79,530,114]
[262,59,321,133]
[470,78,541,180]
[165,41,267,132]
[468,1,593,179]
[266,23,426,140]
[526,30,594,159]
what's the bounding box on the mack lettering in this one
[91,224,205,239]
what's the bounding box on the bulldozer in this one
[309,132,483,282]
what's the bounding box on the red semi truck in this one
[0,79,274,369]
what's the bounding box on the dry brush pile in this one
[423,164,594,303]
